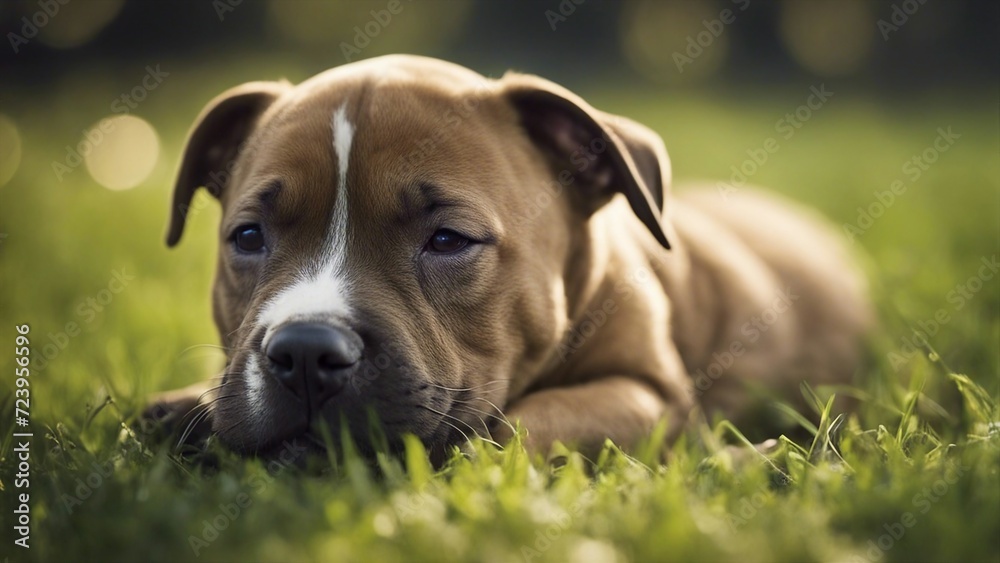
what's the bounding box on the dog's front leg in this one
[499,376,687,456]
[141,380,217,445]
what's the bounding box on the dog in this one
[149,55,872,459]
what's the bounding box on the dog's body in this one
[152,55,872,458]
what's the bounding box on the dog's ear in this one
[499,73,674,249]
[167,81,290,247]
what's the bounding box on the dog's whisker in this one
[464,396,516,435]
[452,402,509,427]
[427,404,506,449]
[175,394,242,449]
[176,400,213,425]
[450,406,493,436]
[213,408,254,448]
[424,379,510,393]
[435,418,473,448]
[418,404,477,446]
[451,404,513,446]
[195,382,229,403]
[177,344,233,355]
[176,405,214,448]
[451,412,504,448]
[176,343,261,363]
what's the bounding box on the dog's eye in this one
[425,229,469,254]
[234,225,266,253]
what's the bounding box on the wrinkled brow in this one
[395,183,463,224]
[232,178,283,216]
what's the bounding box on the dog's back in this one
[623,186,874,424]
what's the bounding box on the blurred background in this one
[1,0,997,87]
[0,0,997,417]
[1,0,996,202]
[1,0,997,198]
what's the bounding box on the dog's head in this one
[167,55,673,457]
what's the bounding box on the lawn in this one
[1,60,998,562]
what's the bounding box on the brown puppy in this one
[152,55,872,458]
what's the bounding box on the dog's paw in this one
[138,381,215,448]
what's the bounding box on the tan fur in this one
[151,55,873,457]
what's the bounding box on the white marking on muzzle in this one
[254,103,356,350]
[244,354,266,412]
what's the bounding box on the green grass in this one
[1,61,998,562]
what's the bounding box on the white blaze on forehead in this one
[254,103,356,345]
[329,104,354,276]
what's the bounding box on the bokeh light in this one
[779,0,875,76]
[84,115,159,191]
[33,0,124,50]
[266,0,473,57]
[0,114,22,189]
[620,0,730,84]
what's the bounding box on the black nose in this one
[265,323,361,411]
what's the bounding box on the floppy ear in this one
[499,73,674,249]
[166,81,290,247]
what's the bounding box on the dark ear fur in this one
[166,81,290,247]
[500,73,673,249]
